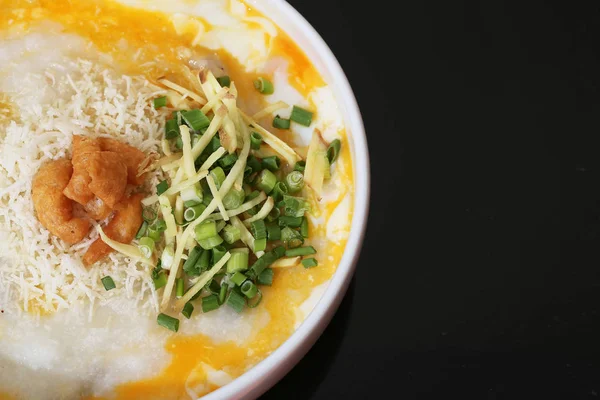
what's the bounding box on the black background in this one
[262,1,600,399]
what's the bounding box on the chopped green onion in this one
[250,132,263,150]
[247,156,262,174]
[302,258,318,268]
[257,268,274,286]
[165,119,180,139]
[256,169,277,193]
[282,195,310,217]
[195,221,218,241]
[143,207,157,223]
[135,221,148,240]
[285,171,304,193]
[222,224,241,244]
[323,154,331,180]
[175,136,183,150]
[278,216,303,228]
[183,246,203,276]
[195,248,211,274]
[267,207,281,222]
[247,246,285,278]
[271,181,288,202]
[294,161,306,173]
[247,288,263,308]
[153,96,167,109]
[327,139,341,164]
[290,105,313,127]
[138,236,155,258]
[281,226,304,248]
[182,302,194,319]
[180,183,203,205]
[222,188,245,210]
[176,278,184,298]
[272,115,290,130]
[212,245,227,264]
[240,280,258,298]
[251,220,267,240]
[209,279,221,295]
[227,251,249,273]
[182,109,210,132]
[253,77,274,94]
[227,289,246,313]
[202,190,213,206]
[154,219,167,232]
[209,167,226,190]
[101,276,116,291]
[300,217,309,238]
[156,180,169,196]
[153,272,167,289]
[285,246,316,257]
[230,271,248,286]
[216,75,231,87]
[266,223,281,241]
[147,224,160,241]
[202,294,220,313]
[198,235,223,250]
[184,203,207,222]
[262,156,281,171]
[219,153,238,169]
[161,245,175,269]
[254,238,267,252]
[218,284,227,304]
[157,313,179,332]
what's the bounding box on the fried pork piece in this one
[32,158,91,244]
[98,137,148,185]
[83,197,112,221]
[87,151,128,208]
[63,135,99,205]
[82,193,144,266]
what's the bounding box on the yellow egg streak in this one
[0,1,354,399]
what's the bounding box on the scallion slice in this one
[327,139,341,164]
[176,278,184,298]
[302,258,318,268]
[222,188,245,210]
[183,246,203,276]
[157,313,179,332]
[194,249,211,275]
[256,169,277,193]
[135,221,148,240]
[209,167,226,190]
[138,236,155,258]
[182,302,194,319]
[101,276,116,291]
[202,294,220,313]
[156,180,169,196]
[253,238,267,252]
[184,203,207,222]
[227,289,246,313]
[257,268,274,286]
[250,132,263,150]
[294,161,306,173]
[165,118,180,139]
[240,280,258,298]
[281,227,304,248]
[272,115,290,130]
[251,220,267,240]
[222,224,241,244]
[212,245,227,264]
[182,109,210,132]
[153,96,167,109]
[278,216,303,228]
[142,207,157,223]
[266,223,281,241]
[198,235,224,250]
[180,183,203,205]
[247,156,262,174]
[285,171,304,193]
[253,77,274,94]
[271,181,288,202]
[227,250,249,273]
[195,221,218,241]
[230,271,248,286]
[247,288,263,308]
[262,156,281,171]
[300,217,309,238]
[290,105,313,127]
[219,153,238,169]
[216,75,231,87]
[284,246,316,257]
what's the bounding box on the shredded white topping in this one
[0,59,169,315]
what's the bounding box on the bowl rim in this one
[203,1,370,399]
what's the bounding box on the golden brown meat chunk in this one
[83,197,113,221]
[87,151,128,208]
[83,193,144,266]
[32,159,91,244]
[63,135,100,205]
[98,137,148,185]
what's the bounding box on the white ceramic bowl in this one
[203,1,370,399]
